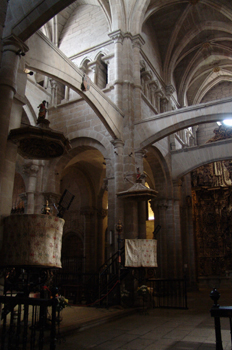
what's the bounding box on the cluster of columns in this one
[105,28,195,281]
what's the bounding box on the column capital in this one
[165,84,175,96]
[111,138,124,148]
[132,34,145,49]
[149,80,160,91]
[23,163,39,177]
[2,34,29,55]
[134,149,147,158]
[108,30,124,44]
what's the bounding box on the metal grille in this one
[147,277,188,309]
[0,295,57,350]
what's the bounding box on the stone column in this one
[165,85,175,110]
[182,174,197,287]
[88,62,98,85]
[111,139,124,243]
[0,35,28,191]
[140,70,152,98]
[80,207,95,273]
[135,150,147,239]
[0,0,8,65]
[109,30,124,109]
[0,35,28,245]
[64,86,70,101]
[104,157,115,258]
[172,179,183,278]
[169,134,176,151]
[155,90,163,113]
[149,80,159,107]
[160,96,169,113]
[24,162,39,214]
[97,209,108,267]
[34,161,45,214]
[51,79,57,107]
[151,199,168,278]
[132,35,145,122]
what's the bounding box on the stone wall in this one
[59,5,110,57]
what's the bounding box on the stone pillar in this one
[135,150,147,239]
[149,80,159,107]
[182,174,197,287]
[80,207,95,273]
[104,157,115,258]
[51,79,57,107]
[155,90,163,113]
[172,179,183,278]
[24,162,39,214]
[97,209,108,267]
[165,85,175,111]
[140,70,152,98]
[0,35,28,246]
[151,199,168,278]
[88,62,98,85]
[132,35,145,122]
[169,134,176,151]
[160,96,169,113]
[111,139,124,243]
[34,161,45,214]
[64,86,69,101]
[109,30,124,109]
[0,1,8,65]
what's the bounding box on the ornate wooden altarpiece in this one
[191,160,232,278]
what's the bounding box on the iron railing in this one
[0,295,57,350]
[146,277,188,309]
[210,288,232,350]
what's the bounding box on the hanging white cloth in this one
[125,239,158,267]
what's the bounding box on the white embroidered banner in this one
[125,239,158,267]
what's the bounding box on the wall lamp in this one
[24,68,34,76]
[16,50,25,56]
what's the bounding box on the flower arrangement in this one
[121,288,133,308]
[56,295,69,312]
[137,285,150,298]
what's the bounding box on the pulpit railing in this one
[0,295,57,350]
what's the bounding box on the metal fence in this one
[0,295,57,350]
[146,277,188,309]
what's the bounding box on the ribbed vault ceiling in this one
[43,0,232,108]
[144,0,232,107]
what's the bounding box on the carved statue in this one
[37,100,47,119]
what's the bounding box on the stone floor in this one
[45,289,232,350]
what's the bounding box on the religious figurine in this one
[136,168,141,181]
[136,167,146,182]
[37,100,47,119]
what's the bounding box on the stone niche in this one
[1,214,65,268]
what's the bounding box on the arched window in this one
[96,55,108,89]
